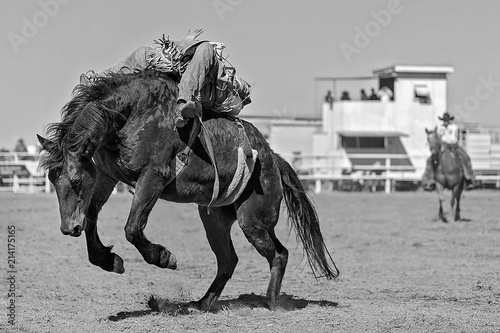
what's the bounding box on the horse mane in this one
[40,71,178,171]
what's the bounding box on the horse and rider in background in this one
[423,112,476,222]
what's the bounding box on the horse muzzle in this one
[60,222,84,237]
[61,225,83,237]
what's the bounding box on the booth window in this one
[341,136,385,149]
[414,84,431,104]
[341,136,357,148]
[359,137,385,148]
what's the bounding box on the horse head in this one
[37,94,110,237]
[38,134,97,237]
[425,126,441,158]
[39,71,177,237]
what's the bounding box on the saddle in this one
[173,115,256,209]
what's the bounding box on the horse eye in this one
[70,177,82,190]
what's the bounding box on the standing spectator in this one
[369,88,380,100]
[324,90,334,108]
[340,91,351,101]
[360,89,369,100]
[377,86,393,101]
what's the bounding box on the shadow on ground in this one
[108,293,338,320]
[431,216,473,223]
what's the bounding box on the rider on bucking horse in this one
[423,112,476,191]
[80,29,252,128]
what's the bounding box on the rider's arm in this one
[100,46,151,75]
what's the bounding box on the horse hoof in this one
[186,302,203,313]
[159,249,177,270]
[266,300,277,311]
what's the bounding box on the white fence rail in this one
[0,152,499,194]
[0,152,48,193]
[286,153,500,193]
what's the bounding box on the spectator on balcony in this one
[324,90,334,108]
[377,86,393,102]
[369,88,380,100]
[360,89,369,100]
[340,91,351,101]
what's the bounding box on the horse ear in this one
[37,134,52,150]
[425,128,429,134]
[434,125,437,131]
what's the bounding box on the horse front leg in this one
[452,183,464,221]
[124,170,177,269]
[438,198,444,221]
[436,183,448,223]
[84,173,124,273]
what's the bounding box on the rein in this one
[199,117,219,210]
[168,116,219,211]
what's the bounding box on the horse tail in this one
[275,153,340,279]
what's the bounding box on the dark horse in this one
[425,127,465,222]
[38,71,339,311]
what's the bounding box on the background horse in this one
[38,71,339,312]
[425,127,465,222]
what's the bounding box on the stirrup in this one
[465,180,475,190]
[175,116,189,128]
[179,101,200,118]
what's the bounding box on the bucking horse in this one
[37,70,339,312]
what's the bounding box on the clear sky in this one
[1,0,500,149]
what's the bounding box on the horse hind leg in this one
[263,228,288,307]
[454,196,461,221]
[189,205,238,312]
[236,193,288,310]
[449,183,463,222]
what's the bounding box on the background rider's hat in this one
[438,112,454,122]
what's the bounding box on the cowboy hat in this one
[438,112,454,122]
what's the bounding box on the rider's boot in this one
[465,178,476,190]
[174,100,199,128]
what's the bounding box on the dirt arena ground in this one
[1,190,499,333]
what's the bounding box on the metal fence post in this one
[385,157,391,193]
[45,173,51,193]
[315,179,322,194]
[13,174,19,193]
